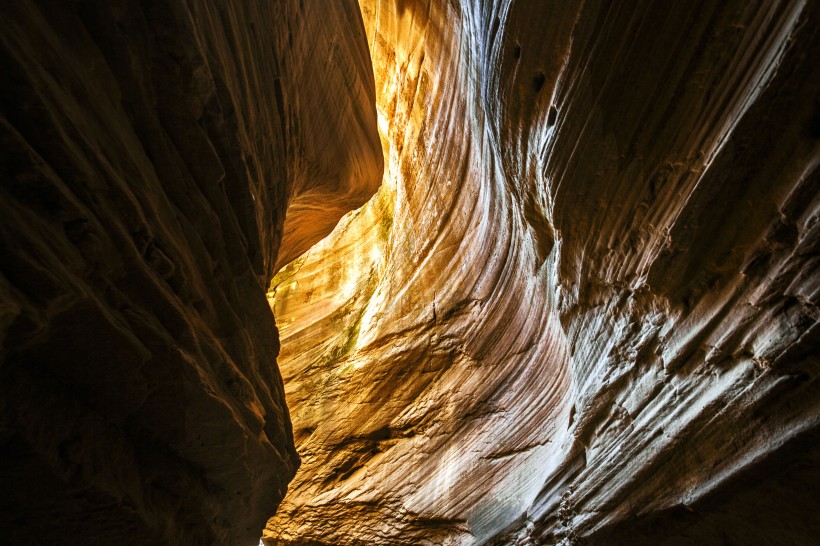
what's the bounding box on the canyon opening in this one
[1,1,818,545]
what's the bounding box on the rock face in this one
[0,1,380,545]
[2,0,818,544]
[265,0,820,544]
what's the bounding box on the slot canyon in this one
[1,0,818,544]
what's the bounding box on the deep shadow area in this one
[586,428,820,546]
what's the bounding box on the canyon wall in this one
[0,1,381,545]
[265,0,820,544]
[1,0,817,544]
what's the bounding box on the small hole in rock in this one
[547,105,558,127]
[532,72,545,93]
[297,427,316,440]
[513,44,521,59]
[490,17,500,44]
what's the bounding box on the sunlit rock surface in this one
[266,0,820,544]
[0,1,380,545]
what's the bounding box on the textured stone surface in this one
[265,0,820,544]
[0,1,380,545]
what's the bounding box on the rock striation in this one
[0,1,381,545]
[2,0,818,544]
[265,0,820,544]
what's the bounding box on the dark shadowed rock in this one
[0,1,381,545]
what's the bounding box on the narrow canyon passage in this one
[1,1,818,546]
[264,0,574,543]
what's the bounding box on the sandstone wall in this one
[0,1,381,544]
[265,0,819,544]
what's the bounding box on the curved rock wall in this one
[265,0,819,544]
[0,1,380,545]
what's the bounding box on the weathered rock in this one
[265,0,820,544]
[0,1,381,545]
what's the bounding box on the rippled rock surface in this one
[0,1,380,545]
[265,0,819,544]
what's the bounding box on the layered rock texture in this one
[2,0,818,545]
[265,0,820,544]
[0,1,380,545]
